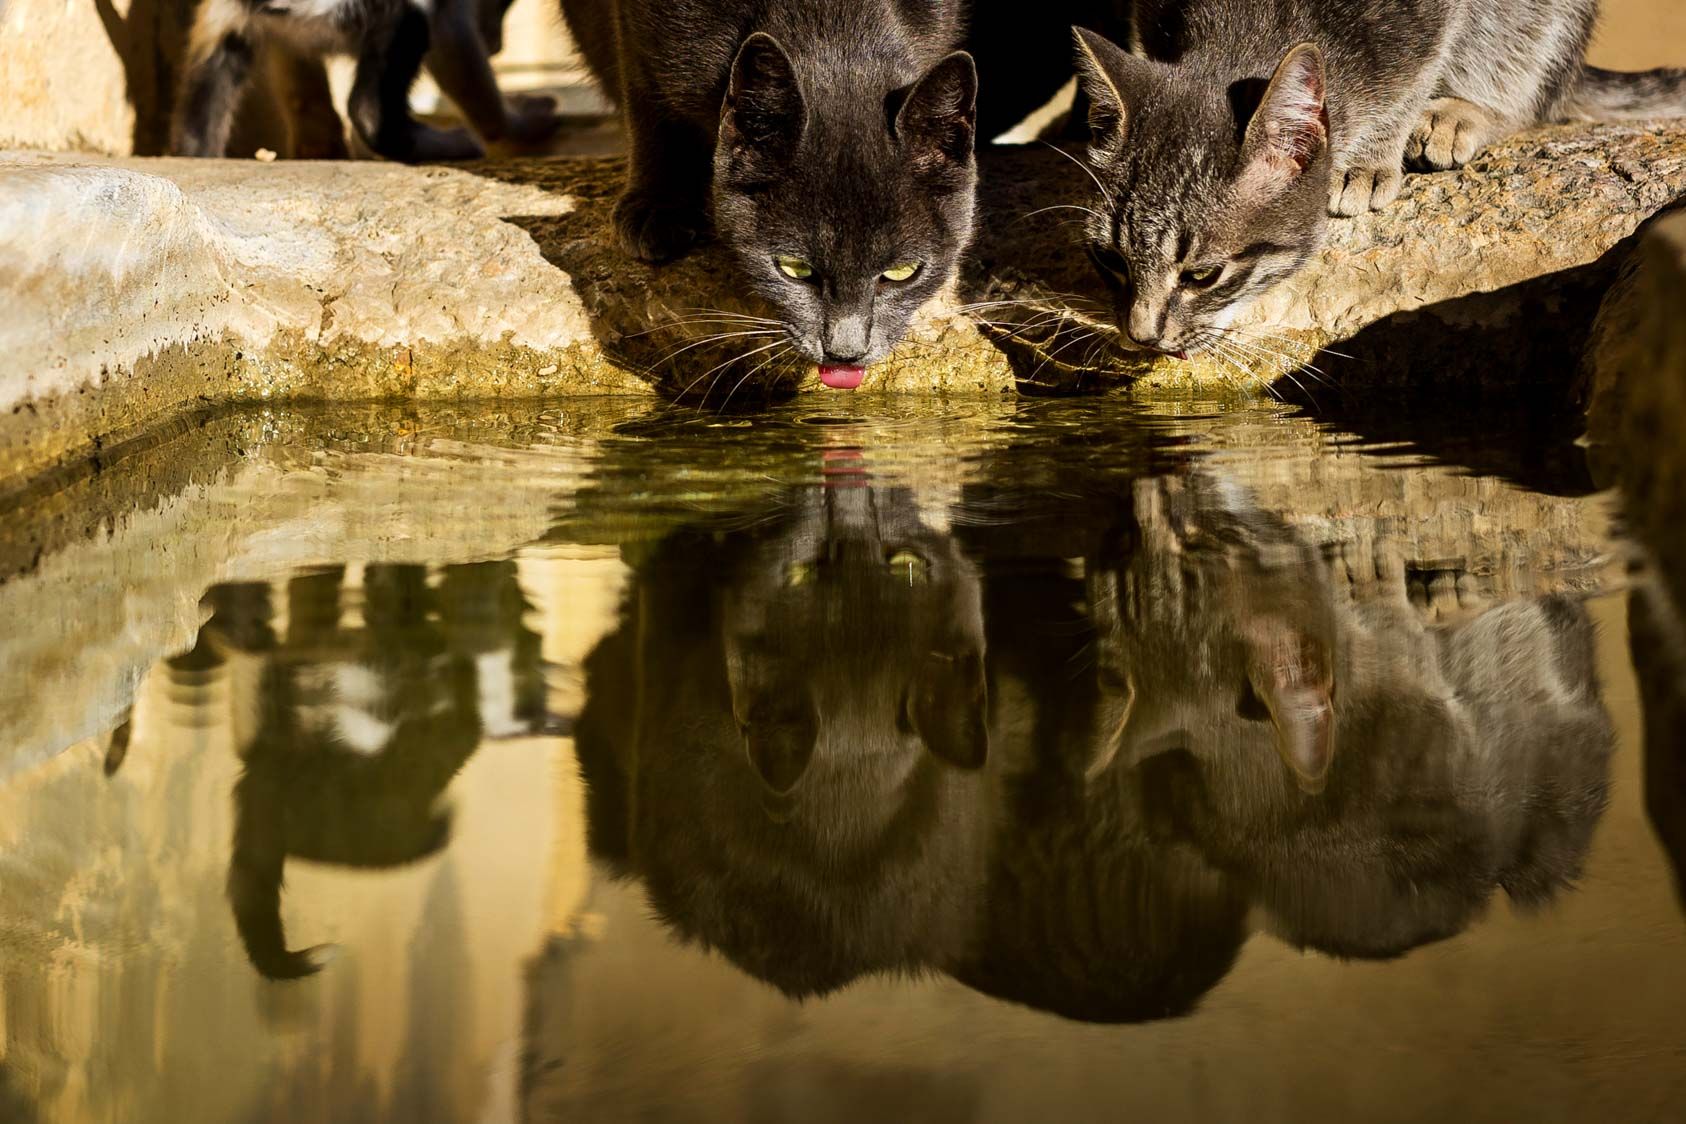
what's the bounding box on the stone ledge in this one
[3,122,1685,487]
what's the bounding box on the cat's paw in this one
[1404,98,1497,171]
[615,192,705,264]
[402,125,486,163]
[1329,165,1404,216]
[504,94,564,147]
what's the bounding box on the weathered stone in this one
[3,122,1685,488]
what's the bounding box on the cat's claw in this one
[1329,165,1403,217]
[615,192,705,264]
[1405,98,1497,171]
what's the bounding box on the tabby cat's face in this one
[1084,477,1337,792]
[1072,31,1329,357]
[713,35,978,371]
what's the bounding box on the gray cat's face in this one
[712,35,978,369]
[1073,31,1330,356]
[721,483,988,797]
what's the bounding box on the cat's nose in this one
[823,314,870,362]
[1126,304,1164,350]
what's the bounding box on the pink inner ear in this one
[1255,51,1327,174]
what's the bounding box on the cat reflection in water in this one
[561,468,1617,1021]
[574,480,995,995]
[1078,474,1615,958]
[108,561,549,979]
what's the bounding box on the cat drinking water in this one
[1070,1,1686,358]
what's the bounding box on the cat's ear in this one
[908,649,988,770]
[720,32,806,169]
[1245,627,1335,793]
[895,51,978,177]
[1239,42,1328,187]
[1087,662,1136,782]
[1072,28,1147,157]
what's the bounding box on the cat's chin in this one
[817,364,866,390]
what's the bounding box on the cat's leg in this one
[427,0,560,146]
[615,59,714,263]
[171,1,258,157]
[267,45,347,160]
[1328,58,1452,216]
[227,768,338,980]
[1403,97,1504,171]
[348,3,485,162]
[1329,133,1409,217]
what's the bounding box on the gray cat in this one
[572,484,993,996]
[1072,1,1686,357]
[558,1,978,384]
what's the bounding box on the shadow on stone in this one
[478,157,812,406]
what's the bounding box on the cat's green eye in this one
[776,256,814,281]
[886,548,927,581]
[785,561,815,587]
[880,262,922,283]
[1181,264,1224,288]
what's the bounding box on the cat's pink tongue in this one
[817,364,865,390]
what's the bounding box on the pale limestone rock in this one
[2,122,1685,485]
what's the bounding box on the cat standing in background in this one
[1070,1,1686,357]
[173,0,557,161]
[558,0,979,387]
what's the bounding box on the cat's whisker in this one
[651,329,783,370]
[669,306,782,326]
[1205,326,1335,394]
[1039,140,1112,205]
[685,337,792,405]
[1222,325,1354,369]
[1204,337,1287,403]
[718,342,794,412]
[624,318,783,340]
[1029,323,1106,383]
[1015,203,1109,225]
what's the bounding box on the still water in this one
[1,398,1682,1122]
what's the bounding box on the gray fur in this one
[1073,0,1686,356]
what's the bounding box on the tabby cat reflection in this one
[558,0,978,387]
[1072,0,1686,357]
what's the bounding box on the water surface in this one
[1,398,1682,1123]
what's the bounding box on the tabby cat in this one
[1082,473,1615,958]
[1072,1,1686,356]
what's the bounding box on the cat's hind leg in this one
[171,1,258,157]
[268,45,347,160]
[1404,97,1503,171]
[348,3,484,163]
